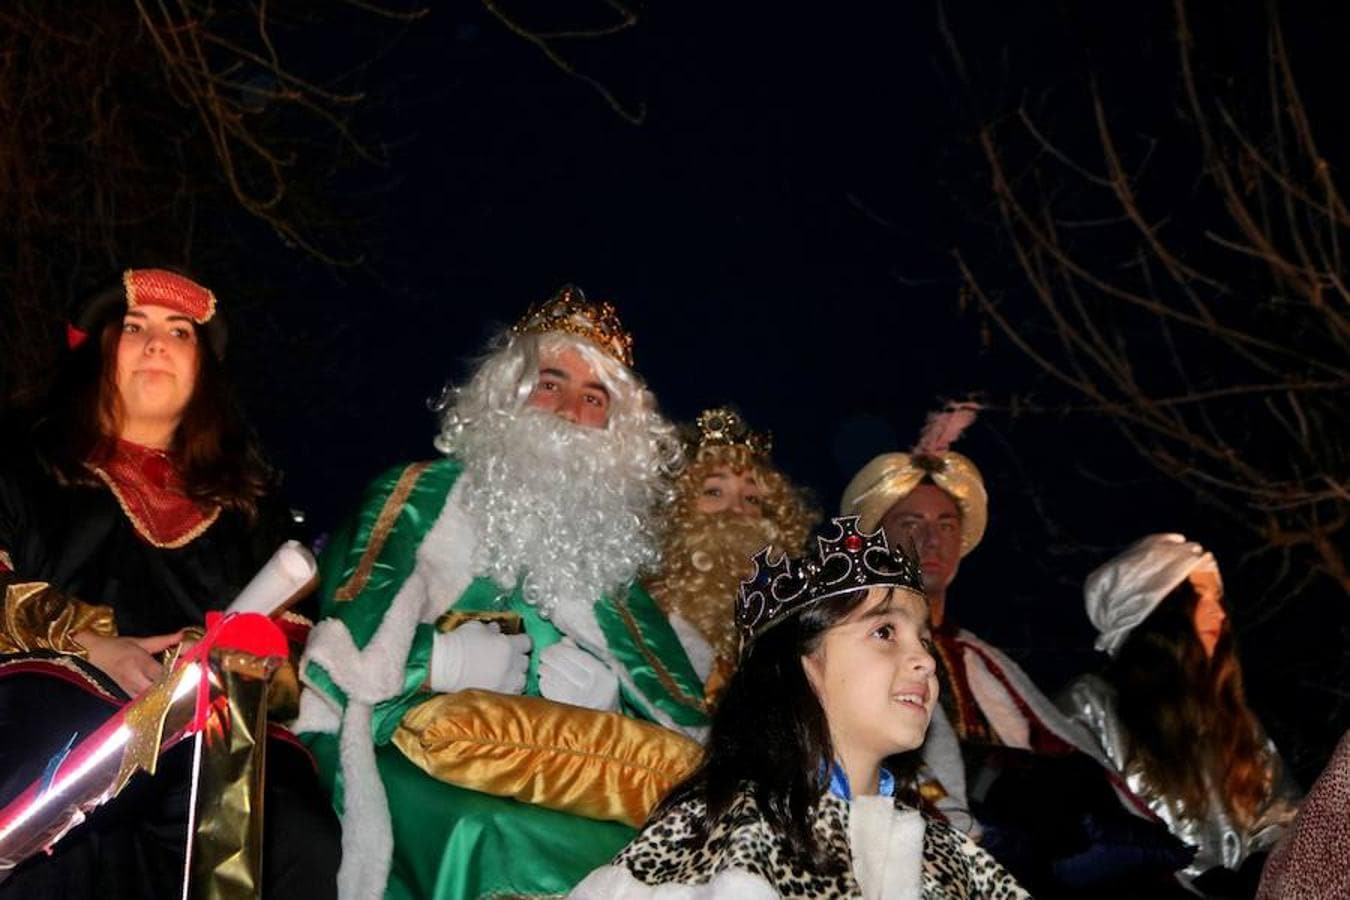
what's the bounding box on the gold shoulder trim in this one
[88,465,221,549]
[334,462,433,602]
[612,595,706,715]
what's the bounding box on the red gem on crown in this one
[844,534,864,552]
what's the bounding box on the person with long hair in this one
[0,269,339,898]
[572,516,1028,899]
[645,405,816,699]
[1061,533,1301,894]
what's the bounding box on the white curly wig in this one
[432,330,683,620]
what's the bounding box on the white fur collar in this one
[848,796,924,900]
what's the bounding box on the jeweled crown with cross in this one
[735,516,925,644]
[693,406,773,458]
[512,284,635,368]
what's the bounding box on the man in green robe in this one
[295,286,709,899]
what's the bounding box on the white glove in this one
[537,640,620,711]
[429,621,532,695]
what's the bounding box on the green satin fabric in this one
[302,457,710,897]
[596,584,708,727]
[309,733,636,900]
[315,460,463,641]
[306,461,461,741]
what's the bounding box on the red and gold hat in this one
[67,269,227,358]
[122,269,217,323]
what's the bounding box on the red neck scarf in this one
[87,439,219,548]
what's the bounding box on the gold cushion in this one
[393,690,702,827]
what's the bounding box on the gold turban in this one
[838,450,987,556]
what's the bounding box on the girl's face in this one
[1189,570,1226,659]
[801,587,939,767]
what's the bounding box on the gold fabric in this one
[266,659,302,720]
[434,609,526,635]
[0,581,117,656]
[393,689,703,828]
[839,450,988,555]
[188,649,277,900]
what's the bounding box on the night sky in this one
[207,2,1345,779]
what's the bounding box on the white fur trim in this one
[667,613,715,683]
[297,482,479,900]
[292,680,340,734]
[569,864,779,899]
[848,796,925,900]
[550,593,609,653]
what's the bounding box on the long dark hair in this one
[32,298,273,519]
[1108,580,1269,826]
[658,586,921,873]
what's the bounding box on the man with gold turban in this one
[645,406,816,700]
[296,287,709,900]
[840,404,1109,850]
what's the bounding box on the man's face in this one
[694,465,763,518]
[880,484,963,595]
[525,345,611,429]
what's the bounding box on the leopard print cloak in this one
[571,788,1029,899]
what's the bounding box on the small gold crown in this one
[512,284,635,368]
[694,406,773,457]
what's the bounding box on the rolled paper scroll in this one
[0,612,287,886]
[226,540,317,618]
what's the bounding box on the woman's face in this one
[802,587,939,766]
[1189,570,1226,659]
[694,465,764,518]
[114,304,199,437]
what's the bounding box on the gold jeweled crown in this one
[694,406,773,458]
[512,284,635,368]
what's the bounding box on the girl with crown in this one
[1060,534,1301,896]
[572,517,1028,899]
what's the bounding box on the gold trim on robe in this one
[334,462,432,602]
[1,581,117,656]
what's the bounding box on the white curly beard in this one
[454,407,667,628]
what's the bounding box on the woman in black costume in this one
[0,269,339,897]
